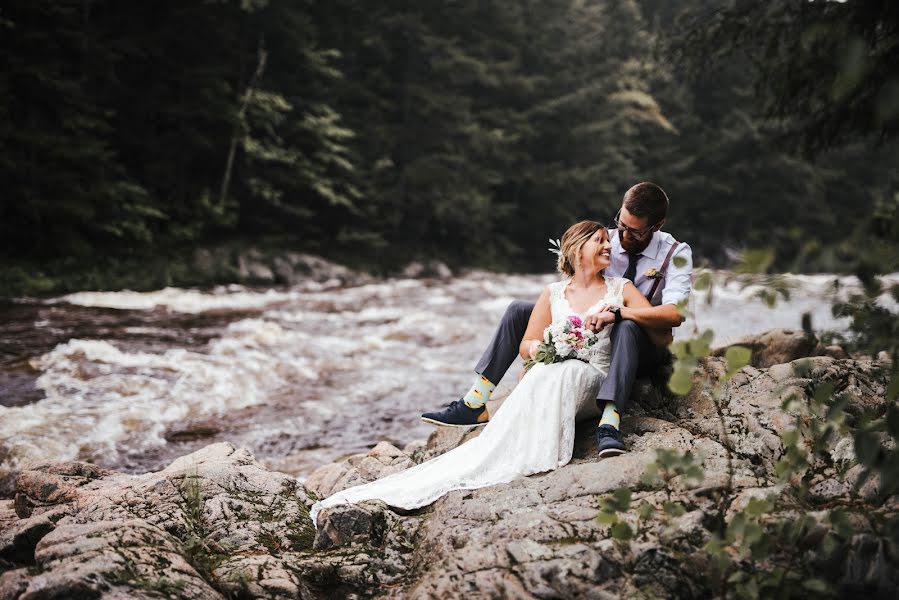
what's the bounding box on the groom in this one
[421,182,693,457]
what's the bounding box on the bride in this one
[311,220,656,524]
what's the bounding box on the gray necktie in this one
[624,253,640,282]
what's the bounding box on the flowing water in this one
[1,270,896,492]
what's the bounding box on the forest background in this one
[1,0,897,296]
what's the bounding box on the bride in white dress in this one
[311,221,656,524]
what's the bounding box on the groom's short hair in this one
[623,182,668,225]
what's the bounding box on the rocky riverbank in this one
[0,241,460,298]
[1,331,897,599]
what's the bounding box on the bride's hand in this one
[585,311,615,332]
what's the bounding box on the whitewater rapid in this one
[1,270,895,488]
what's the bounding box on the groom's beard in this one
[619,234,652,255]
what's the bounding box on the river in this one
[1,270,895,494]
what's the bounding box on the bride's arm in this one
[519,287,552,360]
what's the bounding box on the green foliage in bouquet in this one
[523,332,557,372]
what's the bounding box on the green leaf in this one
[887,375,899,402]
[655,448,678,468]
[640,463,660,487]
[822,534,840,557]
[727,571,748,584]
[693,271,712,291]
[829,509,854,539]
[610,521,633,541]
[727,513,746,542]
[780,391,803,412]
[668,365,694,396]
[609,488,632,512]
[704,536,725,556]
[637,501,655,520]
[792,359,813,379]
[831,37,869,102]
[887,405,899,438]
[854,431,882,465]
[802,579,829,593]
[793,358,813,379]
[596,511,619,525]
[673,256,688,268]
[736,248,774,274]
[695,330,714,357]
[743,521,763,546]
[685,463,705,478]
[814,382,835,406]
[765,567,786,588]
[749,534,773,560]
[743,497,772,518]
[781,429,800,448]
[663,501,686,518]
[725,345,752,378]
[826,393,850,423]
[740,576,760,599]
[669,340,690,360]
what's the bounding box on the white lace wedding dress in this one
[310,276,627,525]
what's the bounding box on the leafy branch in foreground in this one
[596,249,899,598]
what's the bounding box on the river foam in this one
[54,283,335,314]
[2,270,896,484]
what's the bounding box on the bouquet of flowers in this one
[524,315,601,371]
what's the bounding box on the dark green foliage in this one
[673,0,899,154]
[1,0,898,295]
[642,0,899,270]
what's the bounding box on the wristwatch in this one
[610,306,622,324]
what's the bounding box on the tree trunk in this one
[219,34,267,209]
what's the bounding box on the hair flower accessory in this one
[645,267,662,279]
[548,238,562,257]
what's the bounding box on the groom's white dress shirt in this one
[606,229,693,307]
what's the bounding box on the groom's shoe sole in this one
[597,448,626,458]
[596,424,626,458]
[419,416,488,427]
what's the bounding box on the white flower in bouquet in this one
[554,339,573,356]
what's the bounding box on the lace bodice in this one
[548,276,627,322]
[546,276,627,374]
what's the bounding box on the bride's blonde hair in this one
[557,220,607,276]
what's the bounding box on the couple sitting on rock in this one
[311,182,693,524]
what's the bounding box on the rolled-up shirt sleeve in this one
[660,242,693,306]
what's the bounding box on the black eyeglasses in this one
[613,210,658,240]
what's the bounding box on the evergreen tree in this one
[0,1,158,258]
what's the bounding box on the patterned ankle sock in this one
[599,401,620,429]
[463,375,496,409]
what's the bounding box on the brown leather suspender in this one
[647,241,680,304]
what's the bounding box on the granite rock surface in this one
[2,330,896,599]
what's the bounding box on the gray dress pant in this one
[474,301,666,414]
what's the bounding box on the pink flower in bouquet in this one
[567,315,583,328]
